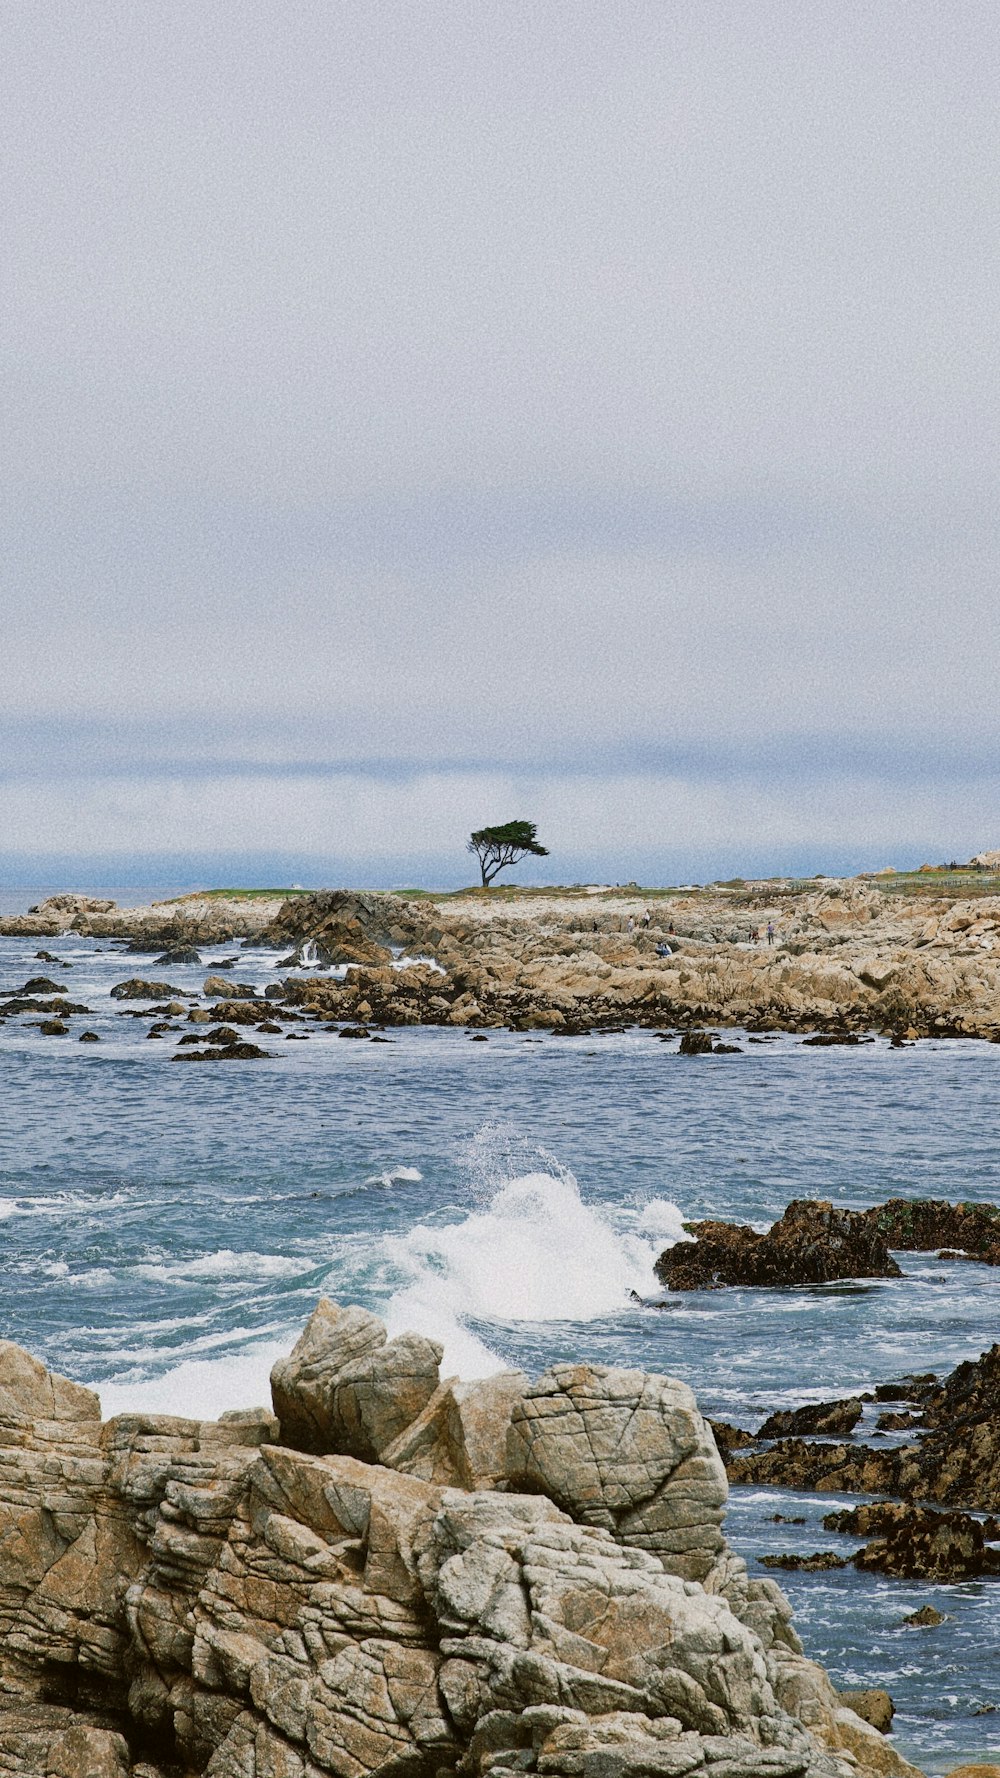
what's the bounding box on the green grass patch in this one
[159,887,315,904]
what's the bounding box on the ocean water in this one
[1,925,999,1771]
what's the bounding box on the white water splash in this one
[97,1337,290,1421]
[363,1166,424,1189]
[636,1197,692,1243]
[384,1158,683,1378]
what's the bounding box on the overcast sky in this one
[3,2,999,882]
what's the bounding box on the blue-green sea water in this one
[1,920,999,1772]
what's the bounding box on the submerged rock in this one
[902,1605,946,1627]
[109,978,186,1000]
[172,1040,270,1060]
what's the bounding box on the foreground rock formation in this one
[0,1306,925,1778]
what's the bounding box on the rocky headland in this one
[8,873,1000,1040]
[0,1301,941,1778]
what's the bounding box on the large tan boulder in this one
[381,1370,529,1487]
[0,1342,100,1423]
[270,1297,442,1460]
[505,1363,728,1581]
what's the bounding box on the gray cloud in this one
[2,3,1000,873]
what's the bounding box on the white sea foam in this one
[131,1250,308,1285]
[0,1191,131,1220]
[636,1197,691,1242]
[364,1166,423,1189]
[97,1337,291,1421]
[383,1161,682,1378]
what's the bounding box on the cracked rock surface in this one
[0,1300,925,1778]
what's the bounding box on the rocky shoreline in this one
[8,877,1000,1044]
[0,1299,955,1778]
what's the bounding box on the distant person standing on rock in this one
[766,920,776,946]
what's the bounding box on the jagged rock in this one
[833,1504,1000,1580]
[757,1400,863,1440]
[840,1691,894,1734]
[0,1315,925,1778]
[382,1370,529,1488]
[505,1363,728,1582]
[0,1341,101,1422]
[259,890,438,969]
[727,1343,1000,1512]
[759,1553,847,1572]
[203,976,258,998]
[657,1202,901,1292]
[270,1298,443,1461]
[109,979,186,1000]
[708,1420,756,1457]
[863,1199,1000,1267]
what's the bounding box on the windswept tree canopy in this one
[467,820,549,887]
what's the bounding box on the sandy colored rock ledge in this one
[0,1296,928,1778]
[10,876,1000,1034]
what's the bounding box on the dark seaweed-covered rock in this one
[0,997,91,1015]
[917,1340,1000,1429]
[727,1343,1000,1511]
[759,1551,848,1571]
[172,1041,270,1061]
[110,978,186,1000]
[902,1604,946,1627]
[848,1504,1000,1580]
[707,1418,756,1456]
[656,1200,901,1291]
[758,1398,864,1440]
[678,1029,716,1054]
[863,1197,1000,1266]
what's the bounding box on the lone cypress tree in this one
[467,820,549,887]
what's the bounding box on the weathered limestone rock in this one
[270,1298,443,1460]
[0,1320,923,1778]
[0,1342,101,1423]
[382,1370,529,1488]
[505,1364,728,1582]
